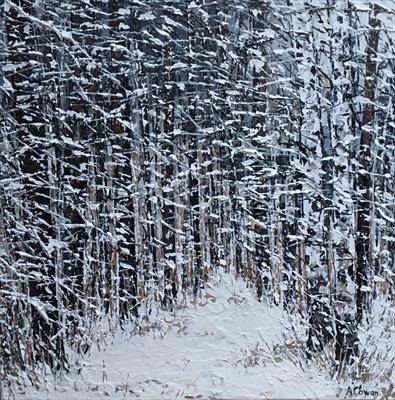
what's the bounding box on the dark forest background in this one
[0,0,394,389]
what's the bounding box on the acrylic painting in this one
[0,0,394,399]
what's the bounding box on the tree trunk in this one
[355,3,381,323]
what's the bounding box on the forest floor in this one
[12,275,388,399]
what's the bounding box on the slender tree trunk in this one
[355,3,381,323]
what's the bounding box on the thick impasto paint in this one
[0,0,393,399]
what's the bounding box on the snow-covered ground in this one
[12,275,389,399]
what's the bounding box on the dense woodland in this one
[0,0,394,389]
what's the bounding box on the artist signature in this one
[343,385,379,398]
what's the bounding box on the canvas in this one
[0,0,393,399]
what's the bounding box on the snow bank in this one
[15,275,340,399]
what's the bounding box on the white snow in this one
[14,276,344,399]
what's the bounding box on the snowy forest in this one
[0,0,394,398]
